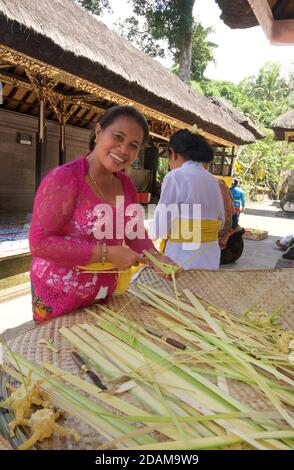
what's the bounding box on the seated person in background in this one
[276,234,294,251]
[277,234,294,261]
[218,179,245,265]
[217,179,235,240]
[282,244,294,260]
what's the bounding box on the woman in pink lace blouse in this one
[29,106,172,323]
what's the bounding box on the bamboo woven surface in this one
[137,268,294,330]
[1,312,102,450]
[0,433,12,450]
[1,268,293,449]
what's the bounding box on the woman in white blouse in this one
[150,129,225,270]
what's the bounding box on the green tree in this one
[115,15,166,58]
[76,0,111,15]
[197,63,290,127]
[117,0,196,84]
[236,132,294,200]
[242,62,289,101]
[194,62,293,200]
[173,22,217,82]
[77,0,217,85]
[190,23,217,82]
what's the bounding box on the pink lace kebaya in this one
[29,155,154,322]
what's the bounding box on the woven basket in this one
[1,268,293,449]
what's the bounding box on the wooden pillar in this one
[228,147,235,177]
[35,92,46,191]
[57,102,79,165]
[220,146,225,176]
[25,72,54,193]
[59,123,66,165]
[47,99,78,166]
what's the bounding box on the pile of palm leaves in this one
[1,279,293,450]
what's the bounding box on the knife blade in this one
[71,351,107,390]
[144,327,186,350]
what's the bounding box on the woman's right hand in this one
[107,246,145,271]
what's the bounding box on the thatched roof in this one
[216,0,294,29]
[271,109,294,130]
[209,96,265,139]
[0,0,261,145]
[215,0,258,29]
[271,109,294,140]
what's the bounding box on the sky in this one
[100,0,293,84]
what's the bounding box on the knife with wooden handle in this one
[71,351,107,390]
[144,327,186,350]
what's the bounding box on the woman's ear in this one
[168,149,178,169]
[169,149,177,161]
[95,123,102,143]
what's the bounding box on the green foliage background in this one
[193,62,294,199]
[76,0,294,200]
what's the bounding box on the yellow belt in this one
[76,262,143,295]
[159,219,221,254]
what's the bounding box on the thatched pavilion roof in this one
[215,0,294,29]
[272,109,294,129]
[271,109,294,140]
[0,0,261,145]
[208,96,265,139]
[215,0,258,29]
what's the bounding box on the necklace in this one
[88,169,117,203]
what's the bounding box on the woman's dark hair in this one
[89,105,149,150]
[168,129,214,163]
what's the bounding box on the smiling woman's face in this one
[94,116,144,173]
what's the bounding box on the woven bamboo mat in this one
[1,311,101,450]
[137,268,294,330]
[1,268,293,449]
[0,433,12,450]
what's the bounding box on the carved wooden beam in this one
[0,71,31,90]
[46,96,78,125]
[0,44,236,147]
[0,71,104,124]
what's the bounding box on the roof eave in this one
[0,11,257,147]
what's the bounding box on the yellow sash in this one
[76,262,144,295]
[159,219,221,254]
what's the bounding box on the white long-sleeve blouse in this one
[150,161,225,270]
